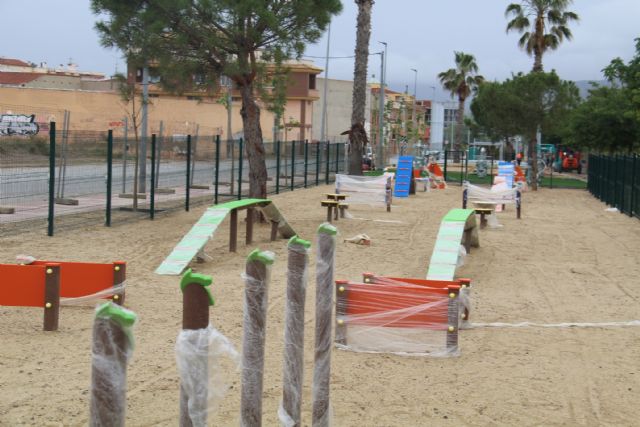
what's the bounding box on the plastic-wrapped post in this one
[241,249,275,427]
[179,269,214,427]
[280,236,311,427]
[312,223,337,427]
[89,302,137,427]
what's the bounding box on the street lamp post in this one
[378,41,387,168]
[410,68,418,143]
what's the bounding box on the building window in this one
[444,109,457,123]
[424,108,431,125]
[309,74,316,90]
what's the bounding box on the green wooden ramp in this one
[426,209,479,281]
[155,199,296,275]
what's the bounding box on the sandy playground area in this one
[1,183,639,426]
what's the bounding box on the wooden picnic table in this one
[325,193,348,201]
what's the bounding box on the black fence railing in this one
[0,122,345,236]
[588,154,639,219]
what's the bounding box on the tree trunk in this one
[455,96,466,156]
[348,0,374,176]
[528,133,538,191]
[532,14,544,72]
[240,82,269,198]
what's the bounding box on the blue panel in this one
[393,156,414,198]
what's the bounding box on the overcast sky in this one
[1,0,638,101]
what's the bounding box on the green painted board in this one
[156,199,296,276]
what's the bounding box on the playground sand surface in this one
[1,185,639,426]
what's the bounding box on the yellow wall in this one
[0,87,278,138]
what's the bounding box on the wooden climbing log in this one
[230,209,238,252]
[246,207,254,245]
[178,269,214,427]
[89,302,136,427]
[241,249,274,427]
[281,236,311,427]
[312,224,338,427]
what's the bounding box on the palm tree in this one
[505,0,579,72]
[347,0,374,175]
[438,52,484,155]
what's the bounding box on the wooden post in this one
[326,205,332,223]
[270,221,279,241]
[43,263,60,331]
[246,207,254,245]
[334,280,349,346]
[112,261,126,306]
[90,302,136,427]
[312,224,337,427]
[385,177,392,212]
[241,249,274,427]
[446,286,460,354]
[462,188,467,209]
[230,209,238,252]
[281,237,311,427]
[516,190,522,219]
[178,269,214,427]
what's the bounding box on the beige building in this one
[0,56,322,141]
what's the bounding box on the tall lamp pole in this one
[320,23,332,143]
[410,68,418,143]
[378,41,387,168]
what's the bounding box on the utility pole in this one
[139,63,149,193]
[411,68,418,143]
[378,41,387,167]
[320,23,331,143]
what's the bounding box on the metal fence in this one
[588,154,639,219]
[0,122,346,236]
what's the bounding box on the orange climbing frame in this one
[0,260,126,331]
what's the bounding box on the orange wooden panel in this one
[32,261,116,298]
[342,282,450,329]
[0,264,46,307]
[365,274,457,292]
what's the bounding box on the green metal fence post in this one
[291,140,296,191]
[459,151,463,186]
[150,134,156,220]
[325,142,330,185]
[238,138,243,200]
[631,154,638,217]
[443,150,448,182]
[48,122,56,236]
[335,142,340,175]
[315,142,320,186]
[106,129,113,227]
[214,135,220,204]
[304,140,308,188]
[490,157,494,186]
[186,135,191,212]
[276,140,281,194]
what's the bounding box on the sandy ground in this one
[1,183,639,426]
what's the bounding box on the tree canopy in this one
[92,0,342,198]
[471,71,579,189]
[505,0,579,72]
[438,51,484,151]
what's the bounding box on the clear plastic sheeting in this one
[240,250,275,427]
[335,174,392,206]
[61,282,125,306]
[175,325,239,426]
[456,245,467,268]
[336,281,459,357]
[471,320,640,329]
[362,274,472,330]
[463,181,519,204]
[90,303,137,427]
[312,224,337,427]
[279,239,310,427]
